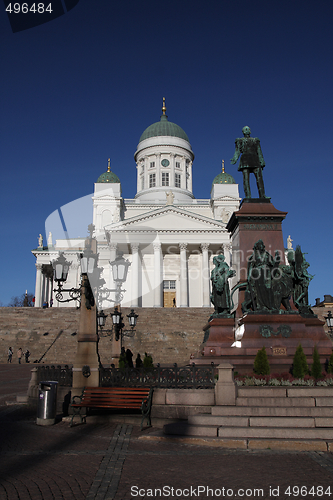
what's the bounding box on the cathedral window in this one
[175,161,180,168]
[150,161,155,168]
[163,280,176,290]
[175,173,181,188]
[162,172,169,186]
[149,173,156,188]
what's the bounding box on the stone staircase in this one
[163,386,333,451]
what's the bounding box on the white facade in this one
[32,104,240,308]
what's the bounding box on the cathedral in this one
[32,100,240,308]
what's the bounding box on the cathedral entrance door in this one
[163,280,176,307]
[163,291,176,308]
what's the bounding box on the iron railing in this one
[99,363,216,389]
[36,365,73,386]
[35,363,215,389]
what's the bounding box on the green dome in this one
[212,168,236,185]
[139,114,189,143]
[96,168,120,184]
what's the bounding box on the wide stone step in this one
[217,426,333,440]
[236,397,315,407]
[237,387,287,397]
[164,422,218,437]
[212,405,333,417]
[237,387,333,398]
[188,415,249,427]
[164,423,333,440]
[188,414,333,428]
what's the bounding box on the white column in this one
[41,272,46,306]
[136,161,140,193]
[109,243,117,305]
[153,242,162,307]
[35,263,43,307]
[131,243,139,307]
[179,242,188,307]
[45,276,50,305]
[156,154,161,187]
[170,153,175,188]
[223,243,232,267]
[201,243,210,307]
[188,160,193,192]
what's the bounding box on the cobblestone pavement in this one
[1,364,333,500]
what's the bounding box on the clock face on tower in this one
[161,159,170,167]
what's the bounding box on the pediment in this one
[104,206,227,233]
[212,195,241,202]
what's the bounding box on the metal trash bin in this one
[37,381,58,426]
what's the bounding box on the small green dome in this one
[96,160,120,183]
[212,166,236,185]
[139,115,189,143]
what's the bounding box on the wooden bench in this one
[70,387,153,430]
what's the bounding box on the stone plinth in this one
[226,199,288,317]
[72,277,99,392]
[201,317,235,357]
[196,312,332,374]
[215,363,237,405]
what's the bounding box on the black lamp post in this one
[325,311,333,336]
[111,306,123,341]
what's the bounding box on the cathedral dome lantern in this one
[96,159,121,184]
[211,160,240,221]
[134,98,195,202]
[212,162,236,187]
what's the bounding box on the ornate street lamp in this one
[52,248,97,304]
[110,254,131,283]
[109,254,131,304]
[53,253,71,286]
[97,306,139,342]
[127,309,139,329]
[80,247,98,275]
[97,309,107,329]
[325,311,333,336]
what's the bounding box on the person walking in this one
[25,349,30,363]
[17,347,23,364]
[7,347,13,363]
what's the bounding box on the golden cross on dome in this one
[162,97,166,115]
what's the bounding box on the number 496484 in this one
[6,3,53,14]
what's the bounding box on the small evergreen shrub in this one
[292,344,308,378]
[253,347,270,375]
[143,352,154,370]
[311,345,322,379]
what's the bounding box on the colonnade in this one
[109,242,231,308]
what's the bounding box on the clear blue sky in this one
[0,0,332,306]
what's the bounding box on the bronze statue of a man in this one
[210,254,236,316]
[230,126,267,199]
